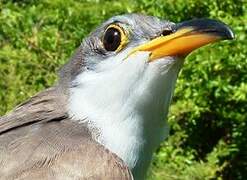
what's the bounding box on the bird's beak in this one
[129,19,234,61]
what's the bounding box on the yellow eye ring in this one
[103,24,128,52]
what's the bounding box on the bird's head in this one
[62,14,234,178]
[61,14,233,83]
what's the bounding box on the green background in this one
[0,0,246,179]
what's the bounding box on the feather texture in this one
[0,87,132,179]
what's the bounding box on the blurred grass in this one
[0,0,246,179]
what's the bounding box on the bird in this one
[0,13,234,180]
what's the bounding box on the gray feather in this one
[0,87,132,179]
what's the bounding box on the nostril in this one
[161,29,173,36]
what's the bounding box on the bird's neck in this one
[96,110,170,180]
[68,53,183,179]
[69,89,170,179]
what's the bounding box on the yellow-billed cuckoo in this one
[0,14,234,180]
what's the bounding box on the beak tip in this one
[225,27,235,40]
[218,21,235,40]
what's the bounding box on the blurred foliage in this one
[0,0,246,179]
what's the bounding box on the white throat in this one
[68,52,183,179]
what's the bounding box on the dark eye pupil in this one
[103,28,121,51]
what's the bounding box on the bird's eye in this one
[103,25,128,52]
[103,28,121,51]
